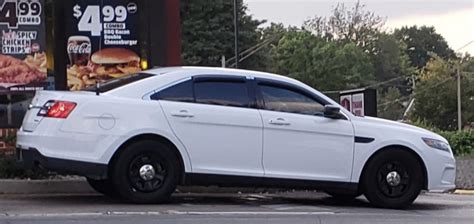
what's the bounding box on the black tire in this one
[86,178,119,198]
[362,149,423,209]
[111,140,179,204]
[325,191,362,200]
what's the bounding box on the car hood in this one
[351,116,448,143]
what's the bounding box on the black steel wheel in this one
[362,148,423,209]
[128,154,167,193]
[376,161,410,198]
[111,140,180,204]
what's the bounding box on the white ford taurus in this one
[17,67,456,208]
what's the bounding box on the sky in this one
[245,0,474,54]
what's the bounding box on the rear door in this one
[156,76,264,177]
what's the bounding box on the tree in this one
[377,87,405,120]
[371,34,416,94]
[257,23,299,73]
[180,0,265,69]
[393,26,456,68]
[303,1,415,95]
[410,56,473,130]
[272,30,375,91]
[303,0,385,54]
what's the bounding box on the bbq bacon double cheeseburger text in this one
[67,48,142,91]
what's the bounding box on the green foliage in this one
[371,34,415,93]
[410,56,474,130]
[393,25,456,68]
[303,1,415,94]
[180,0,265,69]
[0,133,50,179]
[408,120,473,156]
[303,0,384,53]
[271,30,375,91]
[378,87,405,120]
[0,155,49,179]
[438,130,474,156]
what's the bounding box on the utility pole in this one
[233,0,239,68]
[453,40,473,131]
[457,61,462,131]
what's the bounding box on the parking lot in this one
[0,191,473,224]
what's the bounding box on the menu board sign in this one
[0,0,46,93]
[340,88,377,117]
[65,0,141,90]
[351,93,364,116]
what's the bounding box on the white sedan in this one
[17,67,456,208]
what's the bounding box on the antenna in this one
[95,80,100,96]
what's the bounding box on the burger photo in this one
[67,48,142,91]
[89,48,142,79]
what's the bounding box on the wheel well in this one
[108,134,186,184]
[359,145,428,191]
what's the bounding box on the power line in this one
[225,34,282,66]
[377,77,452,108]
[322,76,407,94]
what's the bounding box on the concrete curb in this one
[0,179,284,195]
[454,189,474,195]
[0,179,95,194]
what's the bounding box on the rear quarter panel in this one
[60,97,192,172]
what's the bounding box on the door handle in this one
[171,110,194,118]
[269,118,290,126]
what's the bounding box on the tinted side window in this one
[151,79,194,102]
[259,85,325,115]
[194,81,249,107]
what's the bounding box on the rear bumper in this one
[16,147,108,179]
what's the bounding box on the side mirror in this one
[324,105,343,119]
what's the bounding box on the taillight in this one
[37,100,76,119]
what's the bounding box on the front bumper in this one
[16,147,108,179]
[425,148,457,192]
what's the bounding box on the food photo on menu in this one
[0,52,47,89]
[0,0,47,93]
[66,35,141,90]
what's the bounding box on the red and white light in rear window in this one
[37,100,76,119]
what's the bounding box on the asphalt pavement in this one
[0,191,473,224]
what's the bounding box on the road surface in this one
[0,191,472,223]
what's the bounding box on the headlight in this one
[422,138,450,152]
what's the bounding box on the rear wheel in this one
[86,178,119,198]
[111,140,179,204]
[362,149,423,209]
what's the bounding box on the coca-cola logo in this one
[67,42,91,54]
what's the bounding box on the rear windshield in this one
[83,73,154,93]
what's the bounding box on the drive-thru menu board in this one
[0,0,47,93]
[65,0,141,90]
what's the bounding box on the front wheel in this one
[362,149,423,209]
[111,140,180,204]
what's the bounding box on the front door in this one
[257,82,355,182]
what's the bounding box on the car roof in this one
[105,66,305,100]
[144,66,302,85]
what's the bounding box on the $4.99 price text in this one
[72,3,137,36]
[0,0,42,28]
